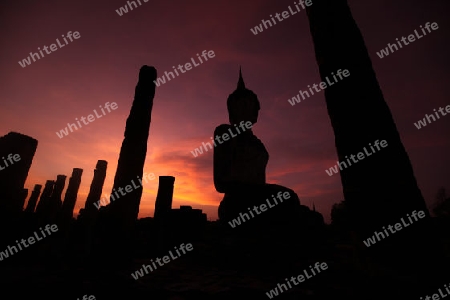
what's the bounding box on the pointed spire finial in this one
[313,202,316,212]
[237,66,246,90]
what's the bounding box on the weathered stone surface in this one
[49,175,66,222]
[18,188,28,212]
[25,184,42,213]
[0,132,37,216]
[104,66,157,228]
[154,176,175,221]
[60,168,83,222]
[82,160,107,217]
[304,0,443,289]
[305,0,428,234]
[97,65,157,260]
[35,180,55,219]
[76,160,107,258]
[35,175,66,224]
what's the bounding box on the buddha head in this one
[227,68,260,126]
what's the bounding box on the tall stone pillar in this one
[18,188,28,212]
[25,184,42,213]
[154,176,175,221]
[83,160,107,217]
[305,0,429,233]
[35,180,55,218]
[154,176,175,250]
[305,0,443,295]
[38,175,66,224]
[60,168,83,222]
[99,66,157,261]
[79,160,107,257]
[0,132,38,217]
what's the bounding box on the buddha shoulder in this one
[214,124,232,136]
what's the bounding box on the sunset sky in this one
[1,0,449,222]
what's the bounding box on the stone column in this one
[154,176,175,250]
[98,65,157,261]
[154,176,175,221]
[305,0,442,295]
[305,0,428,234]
[79,160,107,257]
[25,184,42,213]
[45,175,66,223]
[60,168,83,222]
[35,180,55,219]
[83,160,107,217]
[0,132,38,217]
[18,188,28,212]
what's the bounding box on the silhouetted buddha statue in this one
[214,69,302,236]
